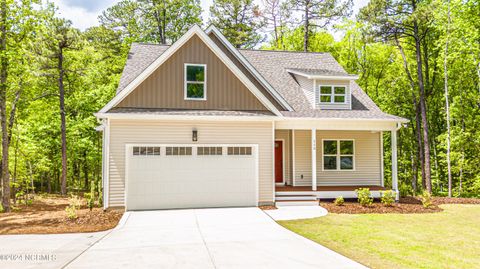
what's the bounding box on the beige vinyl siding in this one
[108,120,274,207]
[117,35,268,111]
[293,130,381,186]
[293,130,312,186]
[294,75,315,108]
[274,130,291,184]
[315,80,351,110]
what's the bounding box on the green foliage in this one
[380,190,395,206]
[65,195,81,219]
[0,203,4,213]
[209,0,265,48]
[399,182,412,198]
[419,191,433,208]
[334,196,345,206]
[84,183,95,211]
[356,188,373,207]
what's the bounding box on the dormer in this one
[287,68,358,110]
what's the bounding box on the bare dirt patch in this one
[432,197,480,205]
[0,195,123,235]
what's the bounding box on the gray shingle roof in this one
[286,68,356,77]
[115,44,404,121]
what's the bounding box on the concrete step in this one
[275,191,317,196]
[275,195,317,201]
[275,200,319,207]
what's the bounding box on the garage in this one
[125,144,258,210]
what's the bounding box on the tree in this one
[359,0,436,193]
[261,0,292,48]
[443,0,452,197]
[100,0,202,44]
[289,0,352,51]
[209,0,265,48]
[38,18,80,195]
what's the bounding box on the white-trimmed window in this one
[318,85,346,104]
[323,140,354,170]
[227,147,252,156]
[166,146,192,156]
[133,146,161,156]
[184,64,206,100]
[197,147,222,155]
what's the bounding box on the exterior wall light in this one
[192,129,198,142]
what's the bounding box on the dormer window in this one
[318,85,347,104]
[185,64,206,100]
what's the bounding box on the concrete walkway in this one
[264,205,328,220]
[0,208,366,269]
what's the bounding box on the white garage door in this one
[126,144,258,210]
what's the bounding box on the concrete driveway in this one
[1,208,366,269]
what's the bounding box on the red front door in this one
[275,141,283,183]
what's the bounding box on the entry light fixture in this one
[192,129,198,142]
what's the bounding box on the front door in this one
[275,141,283,183]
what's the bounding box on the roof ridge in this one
[240,48,329,55]
[132,42,171,46]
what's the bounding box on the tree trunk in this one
[413,20,432,193]
[444,0,452,197]
[303,3,309,52]
[84,150,89,190]
[0,0,10,212]
[58,46,67,196]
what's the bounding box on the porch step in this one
[275,195,318,201]
[275,200,319,207]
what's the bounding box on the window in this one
[318,85,347,104]
[197,147,222,155]
[133,146,160,156]
[185,64,206,100]
[323,140,354,170]
[166,146,192,156]
[227,147,252,156]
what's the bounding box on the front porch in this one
[275,185,387,200]
[273,124,399,204]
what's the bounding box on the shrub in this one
[65,195,81,220]
[0,203,3,213]
[381,190,395,206]
[399,182,412,197]
[356,188,373,207]
[334,196,344,206]
[420,191,433,208]
[84,183,95,211]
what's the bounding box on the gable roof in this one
[100,25,284,116]
[286,68,359,80]
[108,27,405,122]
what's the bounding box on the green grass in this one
[279,204,480,269]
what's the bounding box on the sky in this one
[53,0,370,33]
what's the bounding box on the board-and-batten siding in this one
[315,79,351,110]
[274,130,291,184]
[108,120,274,207]
[117,35,268,111]
[293,130,381,186]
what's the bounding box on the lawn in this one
[279,204,480,269]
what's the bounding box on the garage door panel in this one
[126,145,257,210]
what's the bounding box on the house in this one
[95,25,407,210]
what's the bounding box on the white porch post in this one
[391,129,399,201]
[312,128,317,191]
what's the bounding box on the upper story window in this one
[184,64,206,100]
[318,85,347,104]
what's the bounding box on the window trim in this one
[321,139,355,171]
[184,63,207,101]
[317,85,347,105]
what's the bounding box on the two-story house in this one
[96,25,407,210]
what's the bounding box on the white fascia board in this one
[95,112,408,125]
[285,69,359,80]
[99,25,283,117]
[205,25,293,112]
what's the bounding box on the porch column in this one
[391,129,399,201]
[312,128,317,191]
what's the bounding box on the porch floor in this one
[275,185,387,192]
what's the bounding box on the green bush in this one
[84,183,95,211]
[65,195,81,220]
[356,188,373,207]
[420,191,433,208]
[399,182,412,197]
[334,196,344,206]
[0,203,4,213]
[381,190,395,206]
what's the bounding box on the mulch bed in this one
[320,196,480,214]
[0,195,123,235]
